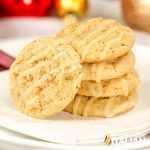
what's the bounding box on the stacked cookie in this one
[57,18,140,117]
[10,37,83,119]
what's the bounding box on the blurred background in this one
[0,0,150,45]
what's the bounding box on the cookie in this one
[78,69,140,97]
[64,91,137,117]
[57,18,135,63]
[10,36,83,119]
[82,51,135,82]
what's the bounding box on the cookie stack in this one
[10,18,140,119]
[57,18,140,117]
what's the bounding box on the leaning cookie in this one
[64,91,137,117]
[10,36,83,119]
[82,51,135,82]
[57,18,135,63]
[78,69,140,97]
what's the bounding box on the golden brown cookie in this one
[10,36,83,119]
[57,18,135,63]
[64,91,137,117]
[82,51,135,82]
[78,69,140,97]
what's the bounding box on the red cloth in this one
[0,50,15,71]
[0,65,6,71]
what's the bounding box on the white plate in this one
[0,125,150,150]
[0,38,150,149]
[0,125,105,150]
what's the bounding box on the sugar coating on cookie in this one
[10,36,83,119]
[64,91,137,117]
[57,18,135,63]
[78,69,140,97]
[82,51,135,82]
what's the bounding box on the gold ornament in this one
[54,0,88,18]
[122,0,150,32]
